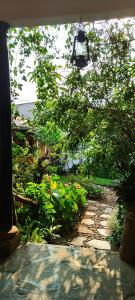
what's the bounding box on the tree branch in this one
[13,192,38,206]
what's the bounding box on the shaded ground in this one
[0,242,135,300]
[99,186,118,206]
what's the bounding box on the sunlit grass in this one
[89,176,114,186]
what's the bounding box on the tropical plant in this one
[18,216,44,243]
[63,174,103,198]
[25,175,87,233]
[16,175,87,241]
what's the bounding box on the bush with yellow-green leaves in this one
[16,175,87,242]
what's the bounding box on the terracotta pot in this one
[119,212,135,264]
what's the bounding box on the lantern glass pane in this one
[75,40,87,56]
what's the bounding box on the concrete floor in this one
[0,242,135,300]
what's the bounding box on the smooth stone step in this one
[100,214,111,219]
[1,242,135,299]
[100,203,110,207]
[88,206,97,211]
[84,212,95,217]
[81,219,94,226]
[98,228,110,237]
[100,220,108,227]
[71,237,86,247]
[78,225,93,234]
[86,239,110,250]
[104,207,113,214]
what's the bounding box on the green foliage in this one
[35,122,61,146]
[117,169,135,208]
[89,176,114,187]
[18,216,44,243]
[12,141,35,186]
[61,174,103,198]
[11,103,20,119]
[9,20,135,180]
[107,202,127,246]
[8,26,58,98]
[53,20,135,177]
[12,104,36,186]
[25,181,56,228]
[33,121,66,177]
[17,175,87,237]
[10,20,135,244]
[108,169,135,247]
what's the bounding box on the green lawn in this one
[89,176,114,186]
[60,174,114,187]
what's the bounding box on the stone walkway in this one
[0,242,135,300]
[63,199,115,250]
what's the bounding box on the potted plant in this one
[117,169,135,264]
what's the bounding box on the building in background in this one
[13,99,36,120]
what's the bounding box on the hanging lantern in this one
[71,27,90,69]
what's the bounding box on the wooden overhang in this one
[0,0,135,27]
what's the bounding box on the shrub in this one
[12,142,35,187]
[107,202,127,247]
[64,175,103,199]
[18,216,44,243]
[17,175,87,241]
[117,169,135,209]
[107,170,135,247]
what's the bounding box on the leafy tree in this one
[9,19,135,179]
[53,20,135,177]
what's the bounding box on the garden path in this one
[71,199,114,250]
[57,187,118,250]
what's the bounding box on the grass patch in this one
[89,176,114,186]
[61,174,114,187]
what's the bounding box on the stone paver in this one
[100,220,108,227]
[81,219,94,226]
[100,214,111,219]
[104,207,113,214]
[58,194,116,250]
[75,199,114,250]
[98,228,110,237]
[100,203,109,207]
[88,206,97,211]
[78,225,93,234]
[86,239,110,250]
[71,237,86,247]
[84,212,95,217]
[0,242,135,300]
